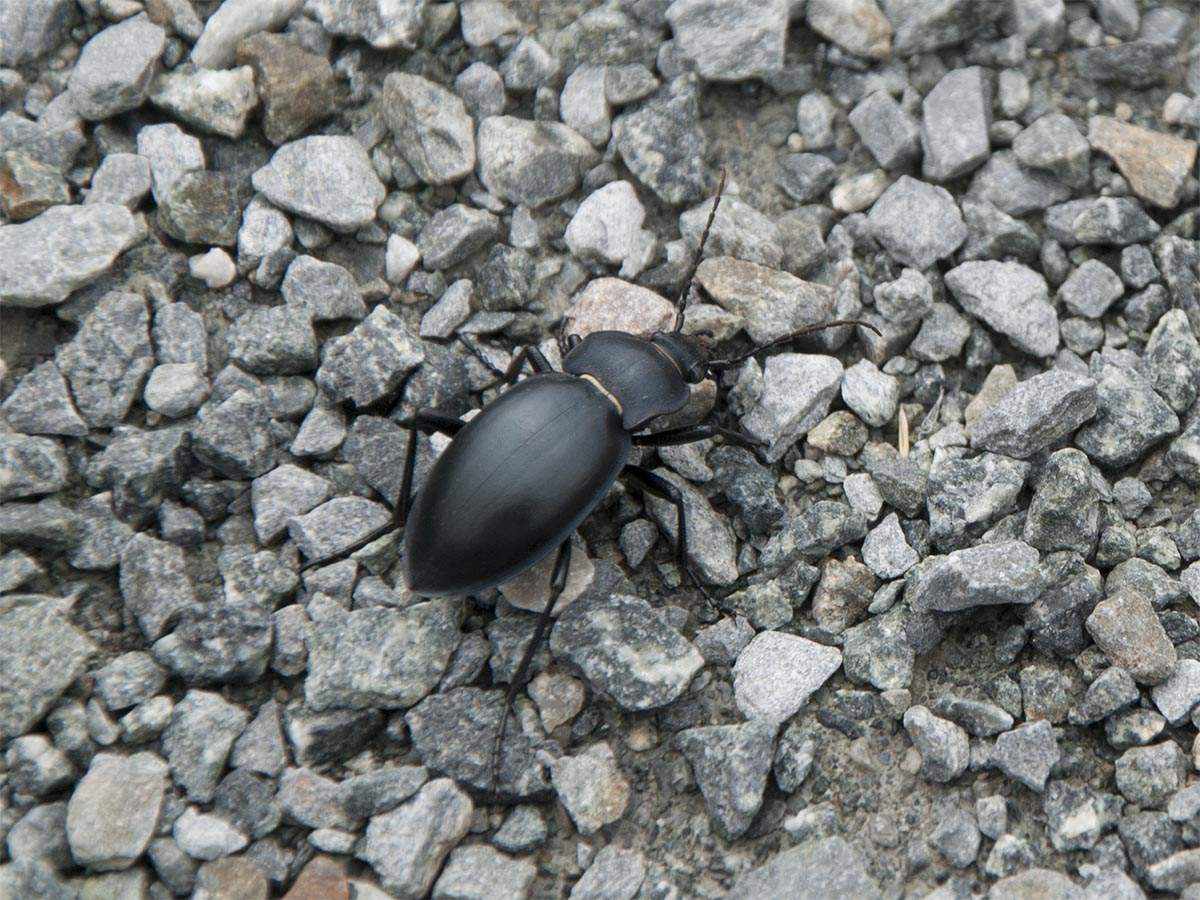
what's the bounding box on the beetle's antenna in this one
[707,318,883,370]
[673,169,727,333]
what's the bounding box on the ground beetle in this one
[305,173,876,794]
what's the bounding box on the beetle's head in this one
[651,331,709,384]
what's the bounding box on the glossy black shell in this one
[563,331,691,430]
[403,373,632,596]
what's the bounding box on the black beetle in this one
[305,174,876,794]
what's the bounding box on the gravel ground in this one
[1,0,1199,898]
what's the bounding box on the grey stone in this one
[0,434,69,503]
[6,802,71,868]
[613,79,708,205]
[843,607,915,690]
[564,180,654,277]
[1072,41,1176,88]
[1087,591,1176,684]
[910,303,970,362]
[1075,356,1179,468]
[492,805,547,855]
[87,428,189,528]
[151,602,273,686]
[161,690,248,802]
[417,204,498,270]
[848,91,920,171]
[666,0,787,80]
[864,513,916,578]
[945,261,1058,358]
[65,752,167,870]
[903,705,969,782]
[926,451,1029,552]
[0,205,141,309]
[680,197,782,270]
[381,73,475,185]
[1143,309,1200,414]
[931,805,981,867]
[906,540,1043,612]
[760,501,867,570]
[229,700,286,777]
[172,806,248,860]
[928,696,1013,737]
[921,67,991,181]
[499,35,555,90]
[407,687,551,800]
[868,176,966,269]
[1150,849,1200,894]
[550,742,631,834]
[94,652,167,713]
[1106,557,1185,610]
[840,360,898,428]
[1012,113,1090,188]
[432,845,536,900]
[476,116,597,208]
[341,766,428,818]
[419,279,472,339]
[227,306,317,376]
[305,0,421,50]
[306,601,462,710]
[1059,260,1124,318]
[137,121,204,204]
[806,0,892,59]
[1116,741,1188,808]
[733,631,841,726]
[55,291,153,427]
[991,719,1060,793]
[251,136,385,232]
[1152,660,1200,726]
[882,0,1006,55]
[1167,416,1200,486]
[316,305,423,406]
[142,364,210,418]
[0,111,85,173]
[212,770,280,840]
[5,734,75,797]
[1024,449,1099,554]
[66,15,165,121]
[148,66,257,140]
[695,256,834,345]
[455,62,506,121]
[568,845,645,900]
[278,256,365,324]
[1026,552,1103,660]
[1045,197,1161,247]
[0,362,87,436]
[1043,781,1122,852]
[969,369,1098,457]
[968,150,1072,217]
[192,390,275,479]
[739,353,843,461]
[725,835,881,900]
[960,196,1041,263]
[559,64,611,147]
[0,0,78,67]
[675,722,776,840]
[0,150,70,221]
[287,495,390,562]
[359,778,472,898]
[152,302,207,367]
[118,533,196,641]
[550,593,702,711]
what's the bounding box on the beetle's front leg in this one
[491,538,572,796]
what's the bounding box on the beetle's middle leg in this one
[620,464,722,615]
[634,422,767,462]
[299,408,465,571]
[491,538,572,794]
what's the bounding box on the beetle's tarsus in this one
[488,539,573,797]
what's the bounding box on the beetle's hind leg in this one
[491,539,572,795]
[464,339,556,391]
[298,408,465,572]
[621,464,724,618]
